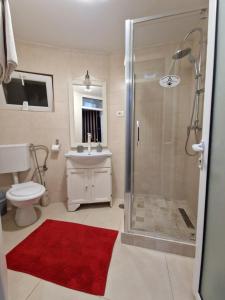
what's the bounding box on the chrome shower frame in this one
[122,7,207,256]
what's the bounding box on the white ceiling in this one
[9,0,208,53]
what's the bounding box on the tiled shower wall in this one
[0,41,111,203]
[133,43,200,217]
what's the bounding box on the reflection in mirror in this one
[70,79,107,148]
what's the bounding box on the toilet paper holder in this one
[51,139,61,152]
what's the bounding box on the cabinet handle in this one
[92,185,95,188]
[85,186,88,190]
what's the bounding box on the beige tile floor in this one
[132,195,196,242]
[2,200,195,300]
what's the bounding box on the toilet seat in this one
[6,181,45,201]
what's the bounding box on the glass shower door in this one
[132,48,167,236]
[126,10,208,243]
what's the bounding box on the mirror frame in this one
[68,78,108,148]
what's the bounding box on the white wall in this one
[0,41,112,202]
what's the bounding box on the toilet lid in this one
[10,181,43,197]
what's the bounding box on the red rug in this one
[6,219,118,296]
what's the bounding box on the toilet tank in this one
[0,144,31,174]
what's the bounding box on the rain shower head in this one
[159,47,191,88]
[159,27,204,89]
[172,47,192,60]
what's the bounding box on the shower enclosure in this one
[122,8,208,256]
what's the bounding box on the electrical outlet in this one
[116,110,124,117]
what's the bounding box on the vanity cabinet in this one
[66,153,112,211]
[67,169,90,205]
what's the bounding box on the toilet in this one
[0,144,45,226]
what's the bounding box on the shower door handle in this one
[192,141,205,169]
[137,121,140,146]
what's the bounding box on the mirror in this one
[69,78,107,148]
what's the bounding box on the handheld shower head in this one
[172,47,192,60]
[172,46,199,77]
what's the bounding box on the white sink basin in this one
[65,149,112,158]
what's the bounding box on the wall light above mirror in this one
[69,73,107,148]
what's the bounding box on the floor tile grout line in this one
[165,254,175,300]
[78,211,91,223]
[25,279,42,300]
[81,210,94,223]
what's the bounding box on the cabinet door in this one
[67,169,90,203]
[91,168,112,203]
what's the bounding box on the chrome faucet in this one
[87,133,92,154]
